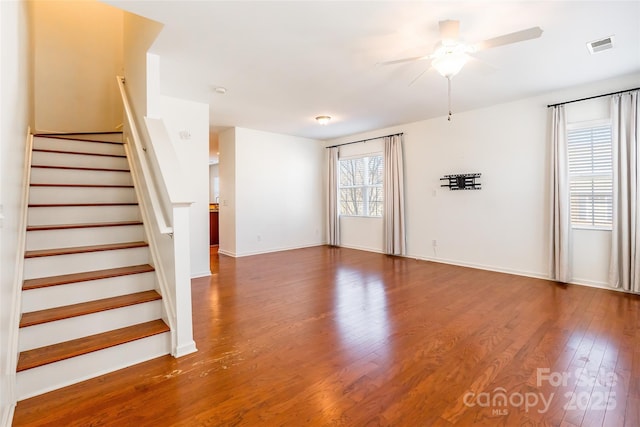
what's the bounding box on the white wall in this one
[218,128,236,255]
[327,72,640,287]
[1,0,31,420]
[122,12,162,122]
[122,12,209,278]
[209,164,219,203]
[219,127,325,257]
[159,96,211,278]
[32,0,123,133]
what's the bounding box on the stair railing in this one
[116,76,196,357]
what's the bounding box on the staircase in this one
[16,133,171,400]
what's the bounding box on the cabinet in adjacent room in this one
[210,211,219,245]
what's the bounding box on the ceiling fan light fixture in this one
[432,51,468,78]
[315,115,331,125]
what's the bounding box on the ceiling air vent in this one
[587,36,614,54]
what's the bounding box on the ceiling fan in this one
[382,20,543,120]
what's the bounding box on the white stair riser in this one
[32,151,129,170]
[30,167,132,186]
[24,247,150,280]
[19,301,163,351]
[28,205,141,226]
[26,225,145,251]
[33,137,125,156]
[49,134,124,143]
[22,272,156,312]
[29,186,137,205]
[16,332,170,400]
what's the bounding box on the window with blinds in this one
[567,124,613,228]
[339,155,384,217]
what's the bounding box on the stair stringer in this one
[122,138,181,355]
[4,130,34,423]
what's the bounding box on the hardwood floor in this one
[12,246,640,426]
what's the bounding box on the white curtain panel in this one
[549,106,572,283]
[383,135,406,255]
[327,146,340,246]
[609,90,640,293]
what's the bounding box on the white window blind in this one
[339,155,383,217]
[567,124,612,228]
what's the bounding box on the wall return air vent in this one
[587,36,614,54]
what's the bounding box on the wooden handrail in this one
[115,76,172,235]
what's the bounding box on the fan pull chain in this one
[447,76,453,122]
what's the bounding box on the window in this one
[339,155,383,217]
[567,123,612,228]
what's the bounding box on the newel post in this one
[171,204,197,357]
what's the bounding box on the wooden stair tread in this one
[31,165,129,172]
[34,132,122,135]
[20,290,162,327]
[27,221,142,231]
[25,241,148,258]
[30,183,133,188]
[32,149,126,158]
[29,203,138,208]
[16,320,169,372]
[23,264,155,290]
[34,133,124,145]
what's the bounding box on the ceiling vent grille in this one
[587,36,614,54]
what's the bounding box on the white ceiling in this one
[108,1,640,140]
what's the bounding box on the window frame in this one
[338,153,384,218]
[566,119,613,231]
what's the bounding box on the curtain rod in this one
[325,132,403,149]
[547,87,639,108]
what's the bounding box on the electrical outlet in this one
[432,240,437,247]
[257,235,262,242]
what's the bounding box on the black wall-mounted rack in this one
[440,173,481,190]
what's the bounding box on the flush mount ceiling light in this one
[315,115,331,125]
[213,86,227,94]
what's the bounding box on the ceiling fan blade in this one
[377,55,430,66]
[474,27,543,51]
[439,19,460,43]
[408,67,432,86]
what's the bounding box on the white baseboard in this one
[408,254,633,294]
[568,278,637,295]
[190,270,211,279]
[231,242,324,258]
[173,341,197,357]
[0,358,18,427]
[0,372,15,427]
[412,254,548,281]
[217,249,236,257]
[0,404,15,427]
[569,277,609,289]
[336,243,384,254]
